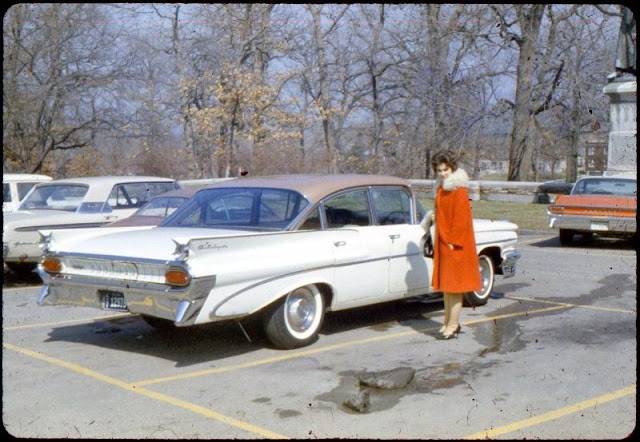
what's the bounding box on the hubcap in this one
[476,258,492,299]
[286,289,316,332]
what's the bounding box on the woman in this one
[421,150,482,339]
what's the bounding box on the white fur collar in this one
[436,168,470,191]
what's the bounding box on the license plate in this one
[590,223,608,231]
[100,290,128,311]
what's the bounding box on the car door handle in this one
[388,234,400,240]
[334,241,347,247]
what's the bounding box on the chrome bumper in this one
[500,249,521,278]
[37,268,215,326]
[548,214,636,233]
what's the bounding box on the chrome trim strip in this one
[54,252,169,266]
[211,251,423,316]
[16,222,109,232]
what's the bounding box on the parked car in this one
[37,174,521,349]
[547,175,637,245]
[532,179,574,204]
[105,187,199,228]
[3,176,178,274]
[3,173,52,212]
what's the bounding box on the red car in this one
[547,175,637,245]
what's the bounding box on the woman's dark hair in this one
[431,149,458,173]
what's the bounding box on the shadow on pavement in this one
[527,234,636,251]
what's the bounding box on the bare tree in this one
[3,4,132,174]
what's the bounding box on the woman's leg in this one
[442,293,463,338]
[440,293,450,333]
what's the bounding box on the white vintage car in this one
[37,175,521,349]
[3,176,177,274]
[3,173,52,212]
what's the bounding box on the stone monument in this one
[603,7,636,176]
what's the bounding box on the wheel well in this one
[315,283,334,311]
[479,247,502,274]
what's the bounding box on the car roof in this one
[39,176,175,186]
[577,175,636,181]
[3,173,52,183]
[199,174,411,203]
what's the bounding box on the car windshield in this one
[571,178,637,196]
[135,196,189,217]
[18,184,89,211]
[161,187,309,231]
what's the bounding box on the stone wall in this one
[409,179,541,203]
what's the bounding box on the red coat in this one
[432,171,482,293]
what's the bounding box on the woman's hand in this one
[447,243,454,250]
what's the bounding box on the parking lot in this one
[2,233,636,439]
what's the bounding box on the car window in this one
[162,187,308,231]
[17,182,37,200]
[107,182,177,210]
[19,184,88,211]
[371,187,412,225]
[572,179,637,196]
[3,183,11,202]
[323,189,371,228]
[136,196,188,217]
[298,207,322,230]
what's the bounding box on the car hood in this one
[50,227,265,261]
[554,194,636,209]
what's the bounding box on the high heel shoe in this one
[441,324,461,339]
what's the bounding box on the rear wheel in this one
[263,285,325,349]
[559,229,574,246]
[464,255,495,307]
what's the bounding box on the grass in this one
[416,197,551,231]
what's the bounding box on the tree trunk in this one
[507,5,545,181]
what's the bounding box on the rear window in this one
[162,187,308,230]
[3,183,11,202]
[572,179,637,197]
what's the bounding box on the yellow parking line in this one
[464,384,636,439]
[134,304,572,386]
[506,295,636,314]
[3,342,288,439]
[4,313,134,331]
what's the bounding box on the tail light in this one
[548,205,564,214]
[41,256,62,274]
[165,267,191,287]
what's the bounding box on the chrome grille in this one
[62,257,166,284]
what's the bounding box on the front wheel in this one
[263,285,325,349]
[464,255,495,307]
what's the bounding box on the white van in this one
[3,173,52,212]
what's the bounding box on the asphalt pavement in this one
[2,232,636,438]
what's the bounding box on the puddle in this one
[315,361,495,414]
[276,408,302,418]
[472,320,527,357]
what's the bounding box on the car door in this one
[370,186,431,296]
[322,188,389,306]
